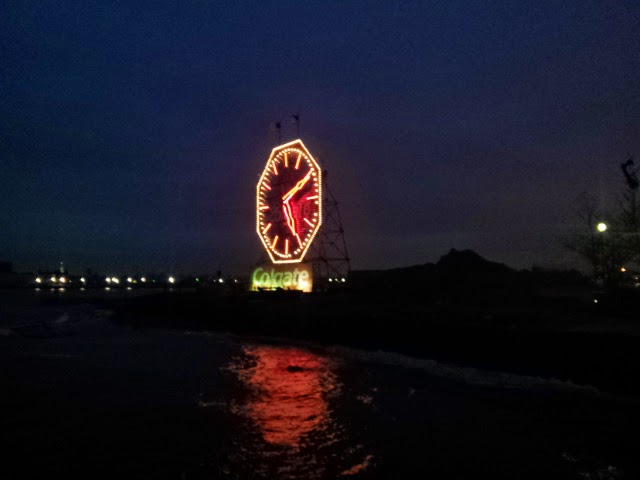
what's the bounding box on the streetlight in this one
[596,222,608,285]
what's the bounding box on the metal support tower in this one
[308,171,351,287]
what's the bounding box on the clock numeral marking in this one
[262,223,272,234]
[284,153,288,167]
[272,163,279,175]
[259,205,269,210]
[271,235,279,249]
[295,154,302,170]
[285,239,289,255]
[262,183,271,191]
[303,218,314,227]
[306,195,318,200]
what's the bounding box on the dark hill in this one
[349,249,515,300]
[436,248,512,275]
[348,248,593,310]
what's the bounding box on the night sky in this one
[2,1,639,276]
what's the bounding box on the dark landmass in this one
[45,250,640,397]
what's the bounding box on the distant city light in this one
[111,277,120,284]
[195,277,199,282]
[140,277,146,282]
[168,276,175,284]
[597,222,607,232]
[59,277,66,283]
[35,277,42,283]
[127,277,133,283]
[218,278,224,283]
[341,278,346,282]
[50,276,56,282]
[106,277,111,283]
[80,277,86,283]
[620,267,626,272]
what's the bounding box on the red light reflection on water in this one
[237,345,336,447]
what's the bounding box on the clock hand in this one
[281,171,313,249]
[282,171,313,203]
[283,203,303,247]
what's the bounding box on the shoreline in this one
[102,289,640,398]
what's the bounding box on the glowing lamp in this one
[597,222,607,232]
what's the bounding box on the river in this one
[0,289,637,479]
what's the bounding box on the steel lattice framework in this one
[307,174,351,287]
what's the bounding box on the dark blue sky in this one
[2,1,639,275]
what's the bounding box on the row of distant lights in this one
[328,278,347,283]
[37,276,231,285]
[106,276,153,284]
[35,276,73,284]
[106,276,229,284]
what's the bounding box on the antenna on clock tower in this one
[271,114,300,145]
[274,120,282,144]
[291,113,300,137]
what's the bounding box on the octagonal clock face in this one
[256,139,322,264]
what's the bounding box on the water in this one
[0,290,637,479]
[208,343,373,479]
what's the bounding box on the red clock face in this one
[257,140,322,264]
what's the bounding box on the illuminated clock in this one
[256,139,322,264]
